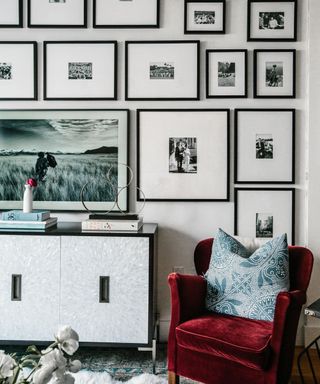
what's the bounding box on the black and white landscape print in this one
[256,134,273,159]
[169,137,197,173]
[68,62,93,80]
[259,12,285,30]
[0,63,12,80]
[0,119,119,203]
[194,11,215,24]
[266,62,283,87]
[150,62,174,79]
[256,213,273,238]
[218,62,235,87]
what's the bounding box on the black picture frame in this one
[184,0,226,34]
[254,49,296,98]
[234,187,295,244]
[234,109,295,184]
[0,0,23,28]
[43,41,117,101]
[247,0,297,42]
[0,42,38,101]
[93,0,160,29]
[125,40,200,101]
[0,109,130,212]
[28,0,87,28]
[206,49,248,98]
[136,109,230,202]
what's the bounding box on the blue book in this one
[2,210,50,222]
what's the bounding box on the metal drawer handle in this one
[11,275,22,301]
[99,276,110,303]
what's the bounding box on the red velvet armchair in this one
[168,238,314,384]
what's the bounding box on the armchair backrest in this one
[194,238,314,293]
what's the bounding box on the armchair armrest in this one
[168,273,207,328]
[167,273,207,372]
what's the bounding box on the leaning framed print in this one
[235,188,295,244]
[0,42,37,100]
[28,0,87,28]
[125,41,200,101]
[254,49,296,98]
[206,49,247,98]
[247,0,297,41]
[235,109,295,184]
[137,109,230,201]
[184,0,225,34]
[0,109,129,212]
[0,0,22,28]
[44,41,117,101]
[93,0,159,28]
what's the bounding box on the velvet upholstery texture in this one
[167,239,314,384]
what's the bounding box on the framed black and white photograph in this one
[0,0,22,28]
[206,50,247,98]
[235,188,295,244]
[93,0,159,28]
[184,0,225,34]
[248,0,297,41]
[235,109,295,184]
[254,49,296,98]
[137,109,230,201]
[0,110,129,212]
[125,41,200,101]
[44,41,117,100]
[28,0,87,28]
[0,42,37,100]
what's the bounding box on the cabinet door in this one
[0,235,60,341]
[60,236,150,344]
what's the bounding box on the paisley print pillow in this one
[205,228,289,321]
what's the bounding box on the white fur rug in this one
[72,371,167,384]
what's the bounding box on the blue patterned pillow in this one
[205,228,289,321]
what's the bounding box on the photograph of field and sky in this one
[0,118,119,204]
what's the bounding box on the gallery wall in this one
[0,0,310,342]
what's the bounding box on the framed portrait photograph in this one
[235,188,295,244]
[254,49,296,98]
[184,0,225,34]
[137,109,230,201]
[247,0,297,41]
[93,0,159,28]
[125,41,200,101]
[0,109,129,212]
[0,42,37,100]
[0,0,22,28]
[28,0,87,28]
[235,109,295,184]
[206,49,247,98]
[44,41,117,100]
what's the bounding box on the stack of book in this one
[0,210,57,230]
[82,213,143,232]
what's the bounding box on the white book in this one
[82,218,143,231]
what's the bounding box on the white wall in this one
[0,0,309,342]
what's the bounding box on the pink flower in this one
[27,178,37,188]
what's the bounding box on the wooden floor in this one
[291,347,320,384]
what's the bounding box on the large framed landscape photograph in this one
[0,0,23,28]
[93,0,159,28]
[28,0,87,28]
[125,41,200,100]
[137,109,230,201]
[0,110,129,212]
[235,188,295,244]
